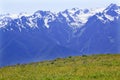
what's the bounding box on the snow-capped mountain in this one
[59,8,104,27]
[0,7,104,29]
[0,3,120,67]
[96,4,120,23]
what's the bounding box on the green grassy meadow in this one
[0,54,120,80]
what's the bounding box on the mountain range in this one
[0,3,120,67]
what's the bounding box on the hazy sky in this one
[0,0,120,14]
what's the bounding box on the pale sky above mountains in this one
[0,0,120,14]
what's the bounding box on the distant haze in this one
[0,0,120,14]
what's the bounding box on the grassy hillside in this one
[0,54,120,80]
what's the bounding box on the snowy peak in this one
[34,10,52,17]
[59,8,104,27]
[106,3,120,11]
[104,3,120,16]
[33,10,56,28]
[94,4,120,23]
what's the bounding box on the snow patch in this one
[105,14,114,21]
[44,19,49,28]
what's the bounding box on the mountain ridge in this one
[0,3,120,67]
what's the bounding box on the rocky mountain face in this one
[0,3,120,67]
